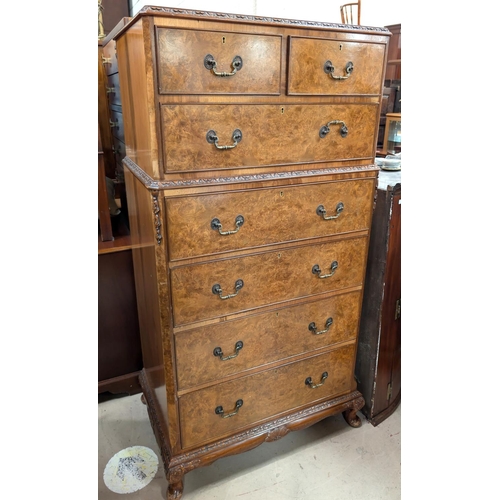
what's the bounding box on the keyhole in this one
[277,253,281,259]
[281,107,284,114]
[339,44,343,50]
[280,191,284,197]
[222,36,226,44]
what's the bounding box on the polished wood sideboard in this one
[114,6,390,498]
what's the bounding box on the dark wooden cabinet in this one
[355,171,401,425]
[98,247,143,394]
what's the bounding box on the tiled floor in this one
[98,393,401,499]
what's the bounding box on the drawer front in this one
[287,37,385,95]
[156,28,282,95]
[102,40,118,75]
[112,136,125,178]
[109,107,124,143]
[171,237,367,326]
[161,103,378,172]
[175,291,361,390]
[166,179,373,260]
[106,72,122,107]
[179,343,356,448]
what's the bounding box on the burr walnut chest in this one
[114,6,390,498]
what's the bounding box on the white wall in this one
[128,0,401,28]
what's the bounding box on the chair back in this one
[340,1,361,25]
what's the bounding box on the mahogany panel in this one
[156,28,282,95]
[166,179,374,260]
[161,103,378,171]
[170,236,367,326]
[179,343,356,448]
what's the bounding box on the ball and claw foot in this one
[167,480,184,500]
[342,408,362,428]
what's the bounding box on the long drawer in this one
[287,36,385,95]
[170,236,367,326]
[166,179,373,260]
[156,28,282,95]
[179,342,356,448]
[175,290,361,390]
[160,103,378,172]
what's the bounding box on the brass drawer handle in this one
[206,129,242,150]
[109,119,119,128]
[319,120,348,138]
[308,317,333,335]
[215,399,243,418]
[204,54,243,77]
[312,261,338,279]
[106,86,116,94]
[324,60,354,80]
[305,372,328,389]
[213,341,244,361]
[211,215,245,235]
[212,279,244,300]
[316,202,344,220]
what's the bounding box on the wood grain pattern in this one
[156,28,282,95]
[166,179,374,260]
[175,290,361,390]
[170,236,367,326]
[288,37,386,95]
[161,103,378,172]
[116,6,390,494]
[179,343,356,448]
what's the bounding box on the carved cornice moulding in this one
[137,5,391,33]
[123,157,377,191]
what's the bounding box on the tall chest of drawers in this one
[114,6,390,498]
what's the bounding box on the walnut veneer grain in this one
[115,6,390,498]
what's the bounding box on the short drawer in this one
[287,36,385,95]
[155,28,282,95]
[170,236,367,326]
[179,343,356,448]
[175,290,361,391]
[106,72,122,107]
[166,179,374,260]
[161,103,378,172]
[109,107,124,143]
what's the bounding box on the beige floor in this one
[98,393,400,499]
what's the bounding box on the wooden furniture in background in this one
[101,17,132,220]
[340,1,361,24]
[98,13,142,396]
[377,23,401,151]
[114,7,390,498]
[382,112,401,154]
[385,23,401,81]
[356,171,401,425]
[98,128,113,242]
[98,243,143,395]
[100,0,130,38]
